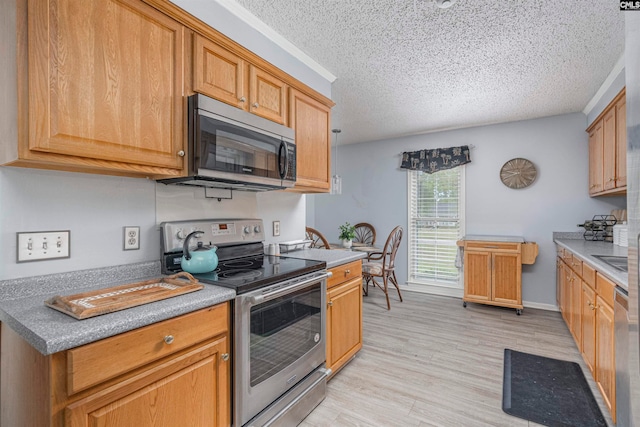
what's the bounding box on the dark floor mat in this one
[502,349,607,427]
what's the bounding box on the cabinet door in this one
[491,252,521,305]
[28,0,185,171]
[581,283,596,374]
[588,122,604,195]
[602,109,617,191]
[570,275,582,347]
[193,34,247,109]
[596,297,616,422]
[463,251,491,301]
[289,89,331,192]
[249,66,287,124]
[326,277,363,375]
[66,336,230,427]
[616,96,627,188]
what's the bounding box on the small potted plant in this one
[338,222,356,248]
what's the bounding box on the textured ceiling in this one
[234,0,624,145]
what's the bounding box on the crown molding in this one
[213,0,336,83]
[583,53,625,116]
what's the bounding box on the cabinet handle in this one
[344,269,351,275]
[239,96,246,103]
[252,102,259,108]
[608,178,615,182]
[177,150,185,157]
[590,184,597,189]
[164,335,174,345]
[221,353,230,362]
[328,301,333,307]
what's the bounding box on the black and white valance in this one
[400,145,471,174]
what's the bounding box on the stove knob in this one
[254,226,261,233]
[243,226,251,234]
[176,229,186,240]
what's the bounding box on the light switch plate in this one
[17,231,70,263]
[273,221,280,236]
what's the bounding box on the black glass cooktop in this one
[192,255,326,294]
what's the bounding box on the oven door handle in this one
[249,271,332,305]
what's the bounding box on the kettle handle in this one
[183,231,204,261]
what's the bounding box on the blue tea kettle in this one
[181,231,218,274]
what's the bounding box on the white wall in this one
[0,167,159,279]
[310,112,626,308]
[155,184,307,244]
[0,166,308,280]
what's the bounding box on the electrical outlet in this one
[123,226,140,250]
[17,231,71,262]
[273,221,280,237]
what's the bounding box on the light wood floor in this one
[301,289,614,427]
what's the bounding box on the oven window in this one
[249,284,322,387]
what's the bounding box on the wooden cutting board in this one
[45,272,204,320]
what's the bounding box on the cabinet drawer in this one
[67,303,228,394]
[595,273,615,308]
[569,256,583,277]
[583,263,596,287]
[465,241,520,252]
[328,260,362,289]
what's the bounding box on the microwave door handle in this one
[278,141,288,179]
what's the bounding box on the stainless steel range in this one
[160,219,331,427]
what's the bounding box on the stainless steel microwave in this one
[159,94,295,191]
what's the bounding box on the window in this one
[407,167,464,287]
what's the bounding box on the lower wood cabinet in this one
[1,303,231,427]
[326,260,363,377]
[461,240,523,313]
[556,248,617,423]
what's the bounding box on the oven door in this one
[234,271,328,427]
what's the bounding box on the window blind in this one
[408,167,464,286]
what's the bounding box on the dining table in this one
[329,242,381,258]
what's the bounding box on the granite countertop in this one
[0,262,235,355]
[283,248,367,268]
[554,238,628,289]
[461,235,526,243]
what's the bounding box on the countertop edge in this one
[554,238,628,289]
[0,282,236,355]
[283,248,367,268]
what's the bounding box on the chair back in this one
[305,226,330,250]
[354,222,376,246]
[382,226,403,271]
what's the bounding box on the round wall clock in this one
[500,158,537,189]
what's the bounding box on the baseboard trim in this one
[522,301,559,312]
[402,283,559,312]
[402,283,464,298]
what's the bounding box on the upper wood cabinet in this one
[587,88,626,197]
[588,122,604,195]
[249,66,288,124]
[288,89,332,192]
[1,0,187,178]
[193,34,247,109]
[193,34,288,125]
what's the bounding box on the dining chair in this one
[362,226,403,310]
[354,222,376,246]
[305,226,331,250]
